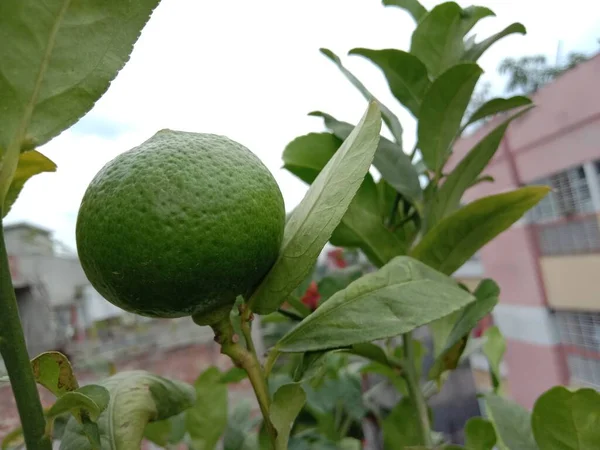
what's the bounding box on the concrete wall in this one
[4,225,53,257]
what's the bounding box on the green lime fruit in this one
[76,130,285,324]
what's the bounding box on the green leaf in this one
[410,2,465,77]
[411,187,550,275]
[1,427,24,450]
[383,397,422,449]
[360,361,406,394]
[531,387,600,450]
[293,351,331,382]
[484,394,538,450]
[60,370,195,450]
[463,23,527,62]
[47,384,109,422]
[330,176,408,266]
[46,385,109,449]
[470,175,495,187]
[320,48,404,144]
[270,383,307,450]
[286,294,312,318]
[144,413,186,447]
[282,133,407,265]
[339,438,362,450]
[429,279,499,380]
[417,63,482,171]
[382,0,427,23]
[186,367,228,450]
[223,400,261,450]
[282,133,342,184]
[249,102,382,314]
[0,0,160,154]
[482,326,506,393]
[275,256,474,353]
[350,343,389,366]
[219,367,248,384]
[3,150,56,217]
[350,48,430,117]
[465,417,496,450]
[427,107,533,230]
[310,111,422,204]
[459,6,495,36]
[31,351,79,397]
[463,96,532,129]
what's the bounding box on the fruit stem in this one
[239,304,258,360]
[403,332,432,447]
[0,217,52,450]
[211,317,277,449]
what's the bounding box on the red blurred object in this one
[474,314,494,337]
[327,248,347,268]
[301,281,320,311]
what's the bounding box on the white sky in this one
[6,0,600,251]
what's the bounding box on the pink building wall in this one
[450,54,600,408]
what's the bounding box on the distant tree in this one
[499,48,597,94]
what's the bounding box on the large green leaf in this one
[60,370,195,450]
[383,397,422,449]
[465,417,496,450]
[270,384,307,450]
[309,111,422,204]
[0,0,160,192]
[3,150,56,217]
[484,394,538,450]
[429,279,499,380]
[417,63,482,172]
[463,96,532,129]
[186,367,228,450]
[463,23,527,62]
[427,107,533,229]
[275,256,474,353]
[320,48,404,144]
[411,187,550,275]
[482,325,506,393]
[31,351,79,397]
[531,387,600,450]
[382,0,427,23]
[350,48,430,117]
[410,2,465,77]
[249,102,381,314]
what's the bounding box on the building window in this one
[556,311,600,389]
[536,215,600,255]
[528,165,593,223]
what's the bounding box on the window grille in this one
[527,165,593,223]
[556,311,600,389]
[536,216,600,255]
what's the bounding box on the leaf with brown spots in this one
[31,351,79,397]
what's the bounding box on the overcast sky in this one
[6,0,600,251]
